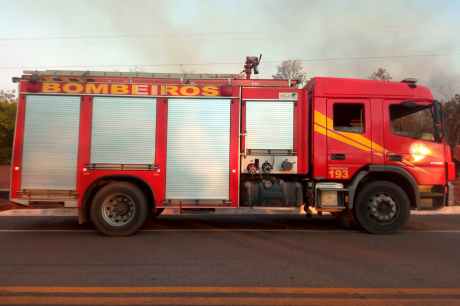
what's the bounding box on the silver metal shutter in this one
[245,101,294,150]
[21,95,80,190]
[91,97,156,164]
[166,98,230,200]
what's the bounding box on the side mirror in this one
[433,100,443,124]
[433,100,443,142]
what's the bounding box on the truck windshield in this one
[390,103,435,142]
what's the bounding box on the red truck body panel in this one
[309,77,453,188]
[10,71,454,212]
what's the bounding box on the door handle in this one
[331,153,346,160]
[388,154,403,162]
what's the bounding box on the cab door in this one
[326,99,372,180]
[383,100,447,185]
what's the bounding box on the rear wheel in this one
[353,181,410,234]
[90,182,149,236]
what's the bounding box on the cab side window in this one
[390,104,435,141]
[333,103,365,133]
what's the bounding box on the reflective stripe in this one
[314,111,385,154]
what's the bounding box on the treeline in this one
[443,95,460,150]
[0,90,17,164]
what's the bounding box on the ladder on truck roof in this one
[15,69,298,87]
[21,70,243,80]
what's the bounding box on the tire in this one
[90,182,149,236]
[353,181,410,234]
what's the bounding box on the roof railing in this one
[21,70,243,80]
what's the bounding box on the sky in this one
[1,0,460,98]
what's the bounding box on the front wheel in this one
[90,182,149,236]
[353,181,410,234]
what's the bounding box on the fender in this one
[347,165,421,209]
[79,174,155,224]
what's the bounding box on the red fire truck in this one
[9,68,456,236]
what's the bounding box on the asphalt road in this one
[0,213,459,305]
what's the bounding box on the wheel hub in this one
[368,193,397,222]
[101,193,136,227]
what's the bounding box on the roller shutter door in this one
[21,95,80,190]
[91,97,156,164]
[245,101,294,150]
[166,98,230,200]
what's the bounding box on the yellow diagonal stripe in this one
[314,124,371,152]
[314,111,386,154]
[0,296,457,306]
[0,287,459,306]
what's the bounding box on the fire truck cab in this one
[10,70,456,235]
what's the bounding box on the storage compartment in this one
[21,95,80,190]
[242,100,297,174]
[245,101,294,151]
[166,98,231,200]
[91,97,156,164]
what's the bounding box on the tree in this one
[369,68,392,81]
[273,60,307,85]
[443,94,460,151]
[0,90,17,164]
